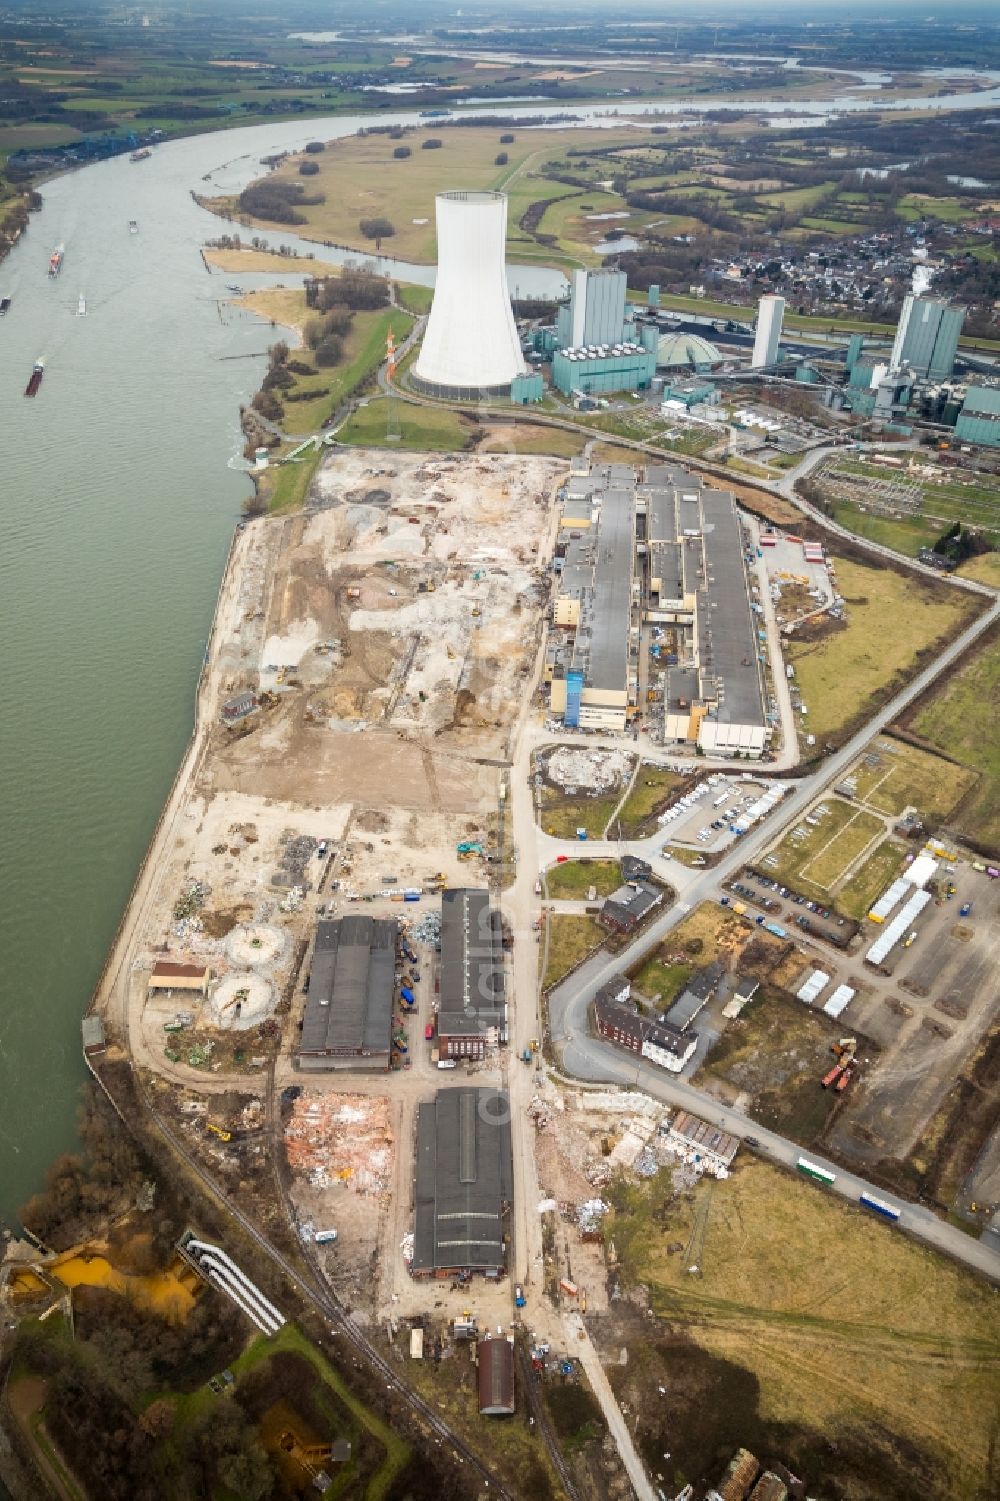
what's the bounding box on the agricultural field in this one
[845,736,978,822]
[784,555,981,744]
[904,622,1000,853]
[601,1160,1000,1500]
[544,859,622,901]
[759,796,886,899]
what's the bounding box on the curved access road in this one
[542,594,1000,1282]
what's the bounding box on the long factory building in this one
[546,462,768,754]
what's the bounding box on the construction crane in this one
[382,331,399,441]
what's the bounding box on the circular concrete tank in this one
[226,922,286,968]
[209,972,276,1031]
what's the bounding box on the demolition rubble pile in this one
[546,747,633,794]
[284,1092,393,1194]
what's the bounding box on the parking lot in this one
[825,861,1000,1182]
[730,868,857,947]
[655,774,770,854]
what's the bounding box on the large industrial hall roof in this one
[698,489,766,729]
[438,888,506,1040]
[412,1088,513,1274]
[299,915,397,1059]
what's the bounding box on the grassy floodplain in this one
[904,622,1000,853]
[606,1161,1000,1499]
[784,555,981,744]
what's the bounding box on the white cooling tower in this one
[414,190,526,394]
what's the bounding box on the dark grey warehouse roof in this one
[439,889,506,1040]
[699,489,765,729]
[588,487,634,692]
[412,1088,513,1273]
[299,915,397,1057]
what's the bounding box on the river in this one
[2,78,999,1226]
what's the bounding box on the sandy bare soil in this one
[119,447,568,1312]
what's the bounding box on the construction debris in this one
[284,1092,393,1194]
[412,912,442,945]
[545,747,633,794]
[577,1198,610,1235]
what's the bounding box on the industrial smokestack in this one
[414,191,526,395]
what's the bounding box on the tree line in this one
[238,179,326,226]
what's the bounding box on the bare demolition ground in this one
[123,447,566,1318]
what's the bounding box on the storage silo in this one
[414,190,526,397]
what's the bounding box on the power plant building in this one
[889,295,965,379]
[955,384,1000,447]
[414,191,526,397]
[751,294,785,369]
[551,340,656,397]
[556,267,628,350]
[657,330,723,372]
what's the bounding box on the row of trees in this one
[306,268,389,312]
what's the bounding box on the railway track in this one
[88,1052,511,1496]
[517,1342,580,1500]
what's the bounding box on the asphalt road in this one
[545,593,1000,1282]
[549,1042,1000,1281]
